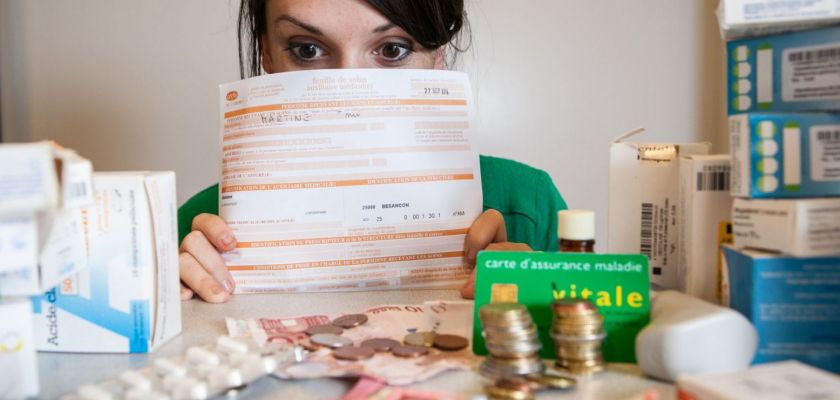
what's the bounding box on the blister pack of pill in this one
[61,336,307,400]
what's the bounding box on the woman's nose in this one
[335,53,373,69]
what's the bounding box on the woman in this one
[178,0,566,303]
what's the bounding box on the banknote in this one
[225,301,479,385]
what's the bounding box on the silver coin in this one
[309,334,353,348]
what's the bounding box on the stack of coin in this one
[550,299,606,374]
[478,303,544,378]
[484,374,577,400]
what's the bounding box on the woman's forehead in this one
[266,0,394,35]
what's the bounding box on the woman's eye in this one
[376,43,412,62]
[288,43,325,61]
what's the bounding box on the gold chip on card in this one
[490,283,518,303]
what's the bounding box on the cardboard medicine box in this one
[730,113,840,198]
[722,245,840,373]
[717,0,840,40]
[33,172,181,353]
[608,129,711,289]
[0,142,94,294]
[727,25,840,113]
[0,208,89,296]
[0,298,39,399]
[732,197,840,257]
[677,360,840,400]
[677,155,733,303]
[0,141,93,216]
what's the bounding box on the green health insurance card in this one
[472,251,650,362]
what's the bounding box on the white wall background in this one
[0,0,727,249]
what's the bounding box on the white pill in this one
[76,384,114,400]
[216,336,248,354]
[207,366,244,390]
[191,363,216,379]
[154,358,187,377]
[228,352,259,367]
[162,374,182,391]
[260,356,278,373]
[124,388,171,400]
[240,356,278,382]
[171,379,208,400]
[186,347,220,365]
[119,370,151,391]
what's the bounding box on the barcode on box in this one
[788,47,840,62]
[640,202,653,267]
[696,165,731,192]
[69,182,88,199]
[816,129,840,142]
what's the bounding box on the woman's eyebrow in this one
[372,23,397,33]
[274,15,323,35]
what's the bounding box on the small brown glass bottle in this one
[557,210,595,253]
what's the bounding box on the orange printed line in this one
[223,138,331,151]
[224,99,468,119]
[223,123,367,142]
[221,173,474,193]
[228,251,465,271]
[237,228,469,249]
[223,144,471,162]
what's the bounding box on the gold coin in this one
[550,298,599,316]
[404,331,436,347]
[479,303,530,321]
[525,374,577,390]
[485,385,535,400]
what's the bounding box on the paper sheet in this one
[219,69,482,293]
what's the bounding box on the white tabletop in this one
[37,289,675,399]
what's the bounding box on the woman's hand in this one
[179,213,237,303]
[460,210,532,299]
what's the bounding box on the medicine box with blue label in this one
[729,113,840,198]
[722,244,840,373]
[717,0,840,40]
[727,25,840,114]
[32,172,181,353]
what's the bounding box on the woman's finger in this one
[460,267,477,299]
[192,213,237,252]
[486,242,531,252]
[179,252,231,303]
[180,282,194,300]
[180,230,236,294]
[464,209,507,266]
[461,242,531,300]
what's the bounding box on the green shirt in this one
[178,155,566,251]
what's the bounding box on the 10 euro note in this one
[225,301,478,385]
[218,69,483,293]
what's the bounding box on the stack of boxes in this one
[0,142,94,399]
[718,0,840,373]
[0,142,183,398]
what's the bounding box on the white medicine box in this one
[608,129,711,290]
[32,172,182,353]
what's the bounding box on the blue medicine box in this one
[727,25,840,114]
[729,112,840,198]
[722,245,840,373]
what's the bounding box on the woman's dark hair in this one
[237,0,470,78]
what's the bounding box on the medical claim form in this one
[219,69,482,293]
